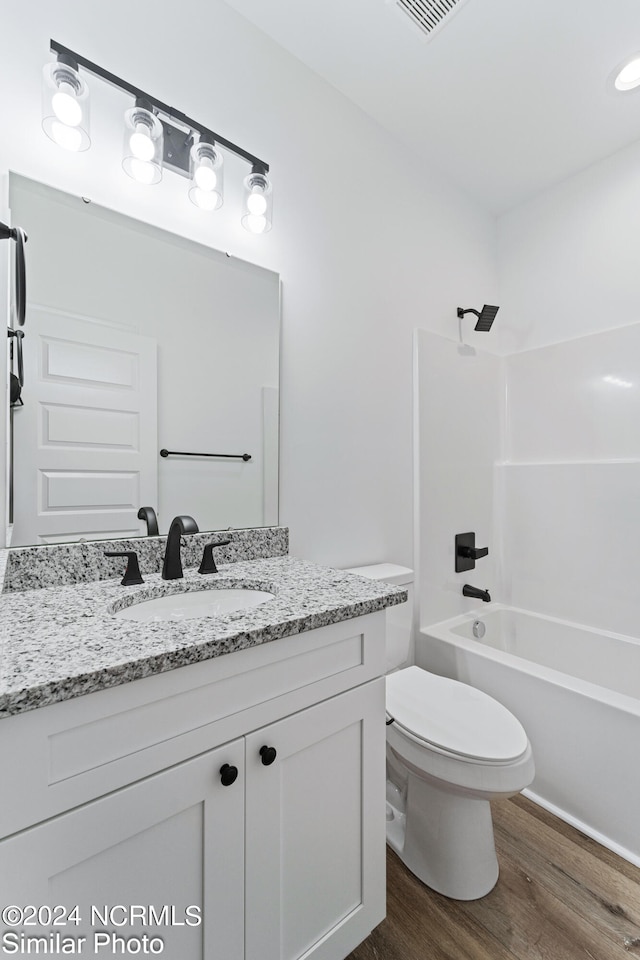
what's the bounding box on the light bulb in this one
[247,191,268,216]
[129,124,155,161]
[42,60,91,151]
[190,187,220,211]
[52,81,82,126]
[50,121,82,152]
[129,158,156,184]
[189,141,223,210]
[242,169,272,234]
[245,214,267,234]
[194,159,217,191]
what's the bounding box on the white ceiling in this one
[223,0,640,213]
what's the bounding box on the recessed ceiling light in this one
[613,54,640,91]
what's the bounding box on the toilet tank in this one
[344,563,414,671]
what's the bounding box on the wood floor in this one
[347,795,640,960]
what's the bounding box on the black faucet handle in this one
[198,540,232,575]
[105,551,144,586]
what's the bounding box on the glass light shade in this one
[241,171,273,234]
[189,141,223,211]
[42,61,91,152]
[122,104,163,185]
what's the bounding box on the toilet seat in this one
[386,666,528,763]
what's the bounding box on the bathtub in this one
[416,605,640,867]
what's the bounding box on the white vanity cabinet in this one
[0,613,387,960]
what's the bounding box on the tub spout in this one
[462,584,491,603]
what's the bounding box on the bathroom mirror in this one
[7,174,280,547]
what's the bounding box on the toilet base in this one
[386,772,499,900]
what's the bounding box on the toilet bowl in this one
[345,563,535,901]
[386,665,534,899]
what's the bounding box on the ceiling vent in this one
[389,0,473,41]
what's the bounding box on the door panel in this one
[11,307,157,545]
[0,741,245,960]
[245,680,386,960]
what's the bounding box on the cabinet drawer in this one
[0,613,385,837]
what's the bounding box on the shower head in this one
[456,304,500,332]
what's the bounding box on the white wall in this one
[496,138,640,355]
[0,0,497,566]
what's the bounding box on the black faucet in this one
[462,584,491,603]
[138,506,159,536]
[162,515,199,580]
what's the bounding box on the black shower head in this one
[474,304,499,331]
[456,304,500,332]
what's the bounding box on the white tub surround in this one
[414,331,503,628]
[418,605,640,867]
[501,324,640,639]
[1,560,404,960]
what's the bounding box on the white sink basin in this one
[114,588,275,622]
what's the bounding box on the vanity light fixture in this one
[42,40,272,233]
[42,52,91,152]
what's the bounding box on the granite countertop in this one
[0,556,406,719]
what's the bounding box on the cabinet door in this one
[0,740,244,960]
[245,679,386,960]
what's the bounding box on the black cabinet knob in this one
[260,745,277,766]
[220,763,238,786]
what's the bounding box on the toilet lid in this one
[386,667,528,762]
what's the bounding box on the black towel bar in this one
[160,449,251,461]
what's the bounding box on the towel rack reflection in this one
[160,449,251,461]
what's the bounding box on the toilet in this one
[345,563,534,901]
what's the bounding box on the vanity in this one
[0,532,406,960]
[0,172,405,959]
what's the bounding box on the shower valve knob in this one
[460,545,488,560]
[455,532,489,573]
